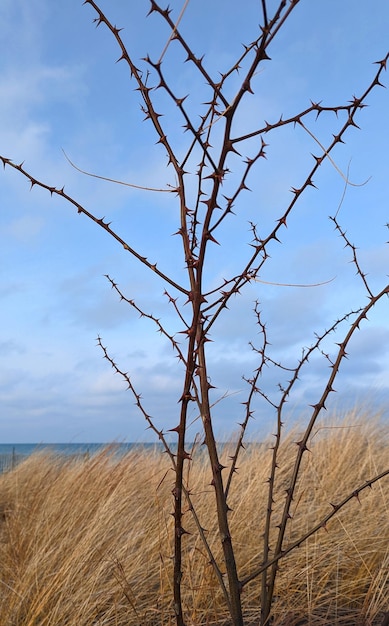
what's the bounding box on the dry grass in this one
[0,414,387,625]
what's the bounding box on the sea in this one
[0,442,160,474]
[0,441,261,474]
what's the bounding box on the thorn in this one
[205,232,220,245]
[168,425,181,433]
[0,156,12,168]
[295,440,310,453]
[93,16,104,28]
[147,1,159,16]
[374,56,388,69]
[373,77,385,88]
[243,79,254,94]
[348,117,360,129]
[311,153,323,165]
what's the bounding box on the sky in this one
[0,0,388,443]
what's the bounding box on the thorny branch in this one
[0,156,188,296]
[240,466,389,587]
[1,1,388,625]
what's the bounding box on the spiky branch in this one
[1,2,388,625]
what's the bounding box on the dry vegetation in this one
[0,414,387,626]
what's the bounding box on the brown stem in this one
[197,341,243,626]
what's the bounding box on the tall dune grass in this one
[0,414,387,625]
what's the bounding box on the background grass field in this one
[0,413,387,625]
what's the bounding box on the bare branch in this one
[240,467,389,587]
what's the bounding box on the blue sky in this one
[0,1,388,443]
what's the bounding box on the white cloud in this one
[0,1,388,443]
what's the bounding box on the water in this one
[0,443,136,456]
[0,441,258,474]
[0,443,159,474]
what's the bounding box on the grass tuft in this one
[0,414,387,625]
